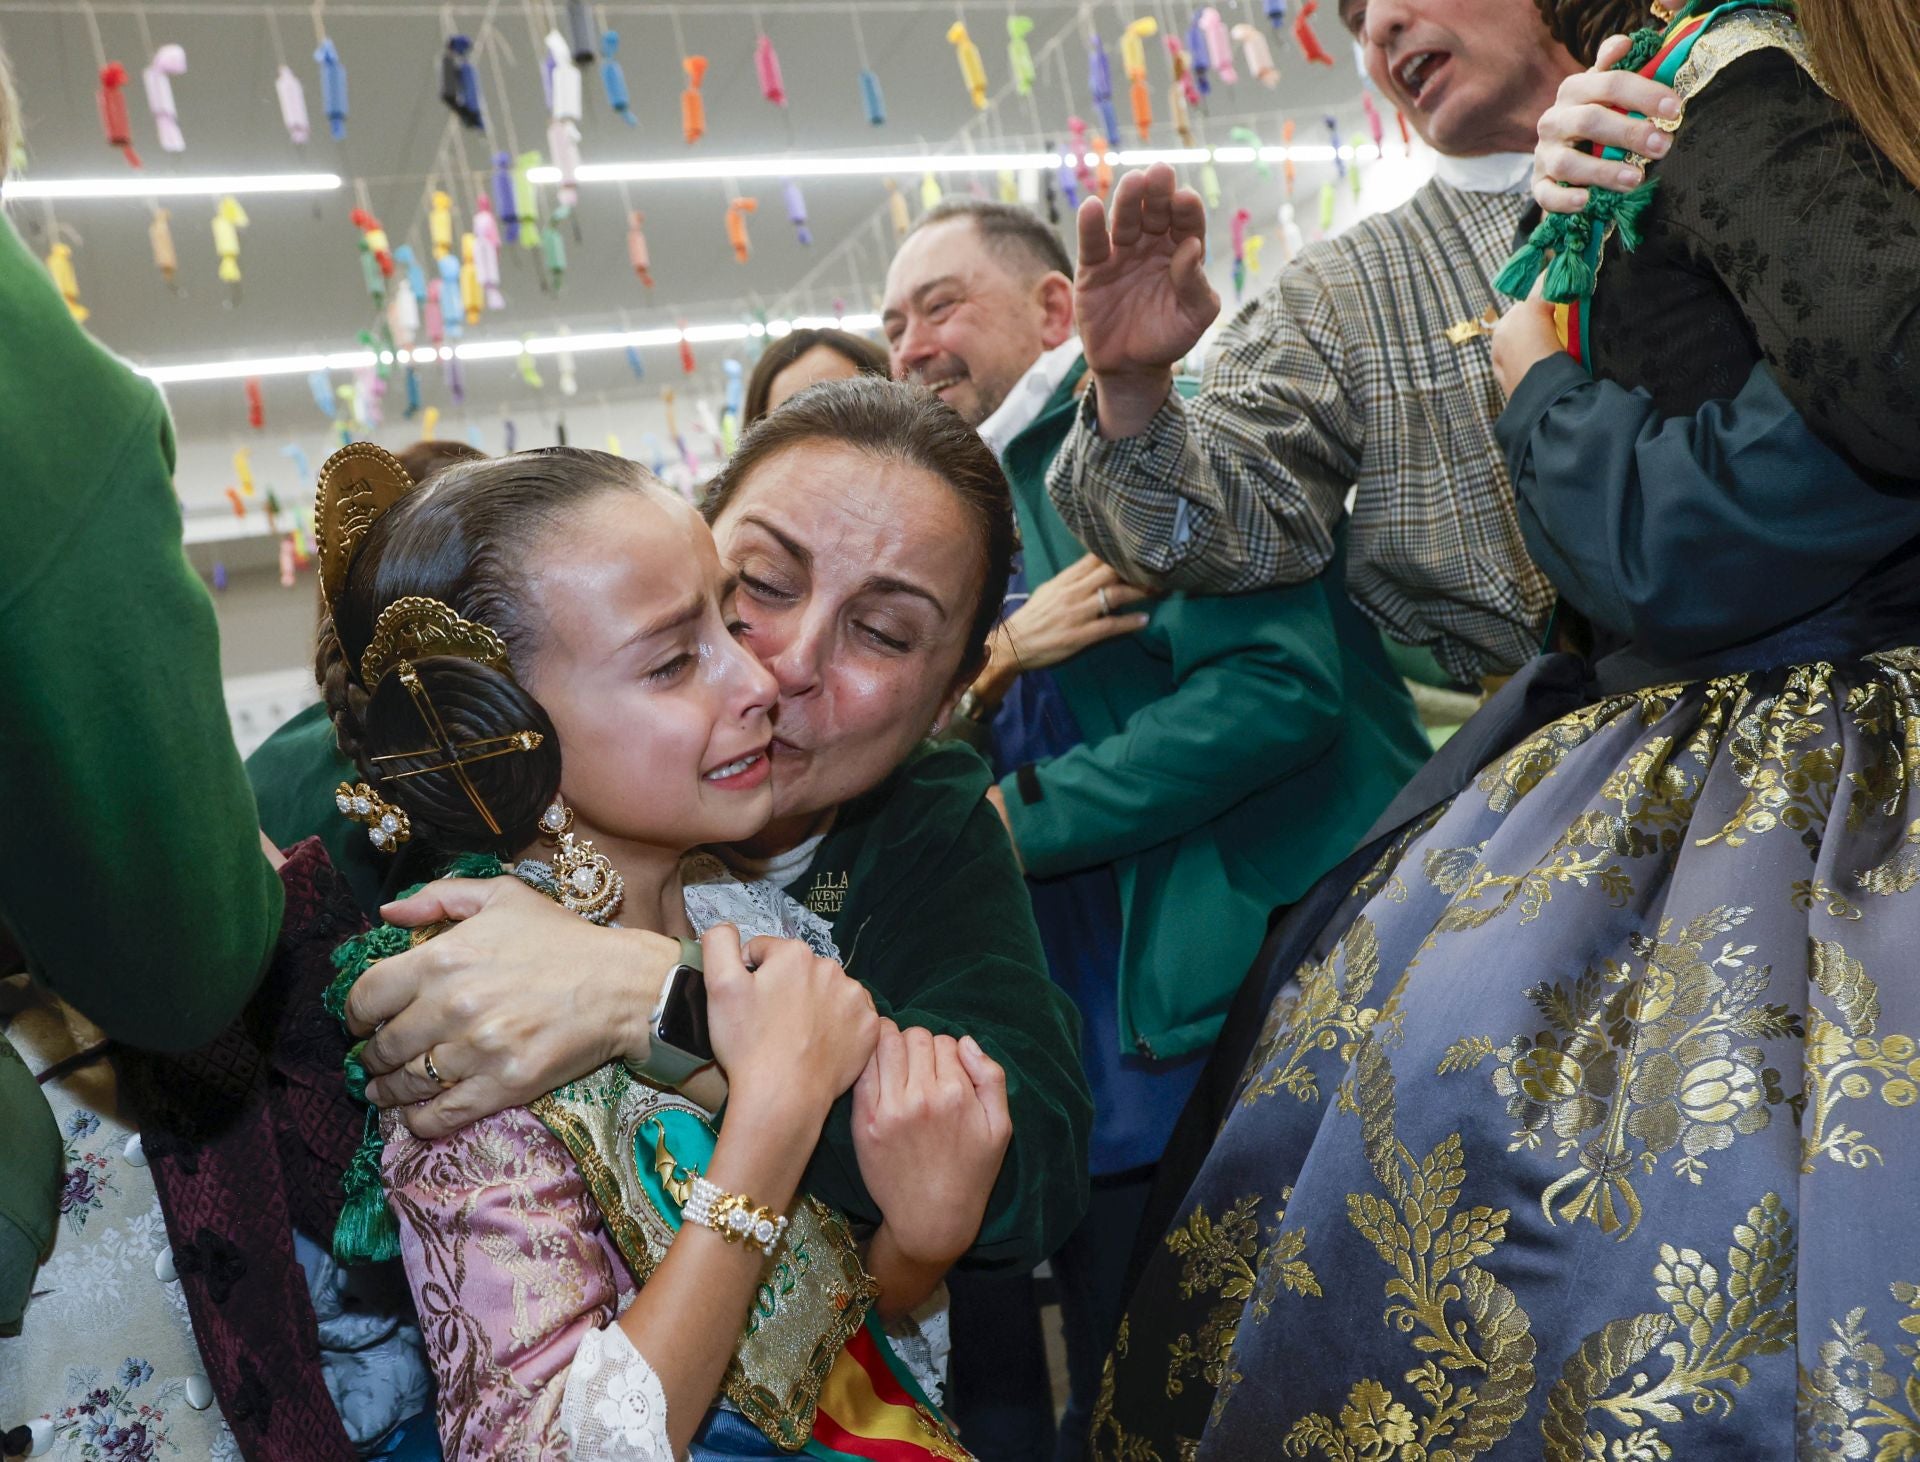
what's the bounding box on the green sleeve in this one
[0,389,283,1050]
[0,1033,60,1333]
[802,807,1093,1271]
[1001,584,1346,879]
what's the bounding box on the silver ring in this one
[421,1049,452,1089]
[1097,586,1111,618]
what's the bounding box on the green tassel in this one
[1620,24,1666,71]
[322,853,508,1265]
[1543,233,1596,302]
[333,1108,400,1263]
[1496,218,1562,299]
[1603,176,1661,252]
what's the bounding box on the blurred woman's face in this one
[711,440,985,843]
[766,346,866,415]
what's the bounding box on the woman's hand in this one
[349,875,679,1137]
[852,1021,1012,1271]
[710,930,880,1123]
[1533,34,1683,214]
[976,554,1155,706]
[1492,278,1566,399]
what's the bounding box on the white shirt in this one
[977,337,1085,459]
[1433,150,1534,195]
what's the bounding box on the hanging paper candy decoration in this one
[245,378,265,429]
[997,169,1019,204]
[504,419,518,453]
[626,346,647,378]
[276,64,309,143]
[280,536,297,587]
[1198,9,1238,84]
[1091,135,1114,198]
[212,196,248,289]
[149,208,177,286]
[1279,201,1304,261]
[1229,207,1250,299]
[315,38,347,140]
[1018,164,1041,209]
[47,244,87,322]
[1319,179,1336,231]
[1007,16,1037,94]
[387,263,420,346]
[460,234,483,322]
[443,350,465,404]
[1362,91,1384,154]
[352,208,395,278]
[1185,12,1212,95]
[628,211,654,287]
[1324,114,1347,178]
[143,45,188,153]
[1295,0,1336,65]
[726,198,759,263]
[396,244,429,307]
[1053,140,1079,212]
[785,181,811,245]
[946,23,988,109]
[1122,20,1157,141]
[1067,116,1096,195]
[290,527,312,568]
[513,152,543,249]
[210,561,229,592]
[226,486,247,519]
[565,0,598,64]
[600,31,637,125]
[1231,24,1279,87]
[1229,125,1271,177]
[1396,108,1412,150]
[517,344,544,389]
[234,447,256,497]
[473,200,504,309]
[543,225,567,289]
[1282,117,1297,193]
[1267,0,1289,24]
[1169,78,1195,146]
[424,278,446,345]
[859,68,886,125]
[548,117,583,207]
[542,31,579,120]
[557,336,578,397]
[678,332,696,376]
[306,371,333,417]
[1245,232,1265,275]
[1087,34,1120,146]
[1199,158,1222,208]
[98,64,141,167]
[886,179,911,238]
[492,152,519,243]
[359,327,392,382]
[441,36,484,130]
[1166,33,1200,107]
[755,33,787,107]
[681,56,708,144]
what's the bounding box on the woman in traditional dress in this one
[1090,0,1920,1455]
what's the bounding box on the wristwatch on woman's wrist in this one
[625,938,713,1087]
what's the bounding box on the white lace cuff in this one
[557,1323,672,1460]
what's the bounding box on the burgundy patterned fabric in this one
[119,837,369,1462]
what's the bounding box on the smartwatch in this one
[630,938,714,1088]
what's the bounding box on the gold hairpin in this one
[315,442,418,618]
[377,663,544,837]
[358,596,511,692]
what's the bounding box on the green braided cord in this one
[1493,19,1670,300]
[326,852,507,1263]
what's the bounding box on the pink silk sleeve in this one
[380,1106,639,1460]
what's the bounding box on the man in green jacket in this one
[882,199,1430,1458]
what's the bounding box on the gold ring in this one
[1097,586,1111,618]
[422,1049,452,1088]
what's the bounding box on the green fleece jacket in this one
[998,362,1430,1059]
[250,717,1091,1270]
[0,211,283,1323]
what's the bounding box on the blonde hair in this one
[1797,0,1920,193]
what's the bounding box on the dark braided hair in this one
[321,448,663,856]
[1535,0,1657,65]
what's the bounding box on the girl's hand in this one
[707,928,879,1122]
[852,1021,1012,1267]
[1533,34,1683,214]
[1492,278,1566,399]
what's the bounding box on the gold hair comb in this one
[358,596,510,692]
[315,442,417,618]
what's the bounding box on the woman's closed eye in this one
[857,621,911,653]
[739,570,798,603]
[643,651,697,685]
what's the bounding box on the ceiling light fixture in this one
[135,313,886,385]
[1,172,343,201]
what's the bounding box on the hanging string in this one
[311,0,326,46]
[263,4,291,67]
[849,5,877,72]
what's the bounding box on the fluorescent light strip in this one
[136,314,887,385]
[1,172,342,201]
[5,146,1386,203]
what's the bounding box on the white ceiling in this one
[1,0,1397,446]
